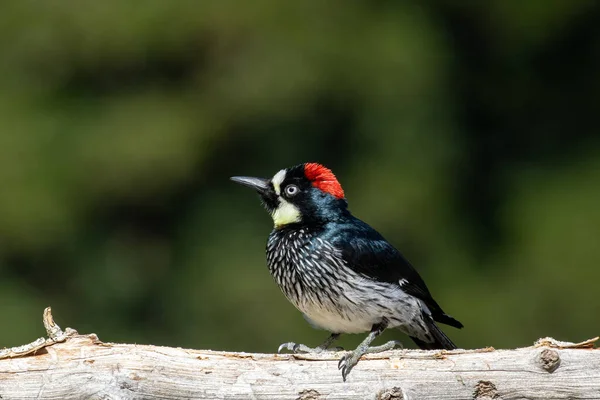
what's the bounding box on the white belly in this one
[292,274,425,335]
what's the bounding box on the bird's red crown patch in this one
[304,163,345,199]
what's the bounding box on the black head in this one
[231,163,349,228]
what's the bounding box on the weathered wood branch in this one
[0,309,599,400]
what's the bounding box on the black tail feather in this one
[410,322,458,350]
[433,313,464,329]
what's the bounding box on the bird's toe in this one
[337,351,362,381]
[277,342,295,354]
[278,342,315,354]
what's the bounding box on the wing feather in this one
[329,218,463,329]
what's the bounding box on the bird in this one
[230,162,463,381]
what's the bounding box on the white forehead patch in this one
[272,198,301,227]
[272,169,287,195]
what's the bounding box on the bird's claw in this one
[278,342,301,354]
[338,352,360,381]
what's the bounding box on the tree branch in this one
[0,309,598,400]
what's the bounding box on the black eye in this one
[284,184,300,197]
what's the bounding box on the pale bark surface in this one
[0,309,599,400]
[1,333,600,400]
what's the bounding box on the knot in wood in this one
[378,387,404,400]
[297,389,321,400]
[539,348,561,373]
[473,380,498,399]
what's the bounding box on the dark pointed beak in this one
[230,176,272,195]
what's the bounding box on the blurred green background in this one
[1,1,599,353]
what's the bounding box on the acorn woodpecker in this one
[231,163,463,381]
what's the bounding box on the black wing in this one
[329,217,463,329]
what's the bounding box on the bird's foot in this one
[278,342,343,354]
[338,340,402,381]
[338,350,361,381]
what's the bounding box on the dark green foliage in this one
[0,1,598,352]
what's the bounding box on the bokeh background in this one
[1,1,599,353]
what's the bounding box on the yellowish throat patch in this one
[272,198,301,227]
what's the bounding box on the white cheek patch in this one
[271,169,286,195]
[272,197,301,227]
